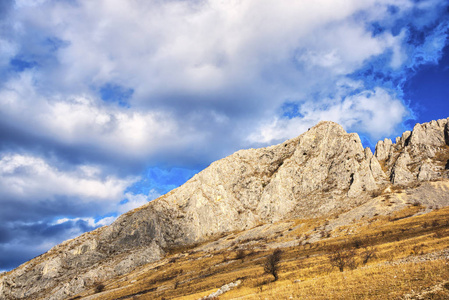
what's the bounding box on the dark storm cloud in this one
[0,246,36,271]
[0,195,101,223]
[0,218,101,270]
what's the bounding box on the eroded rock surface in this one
[1,119,449,299]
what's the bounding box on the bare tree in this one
[361,246,377,264]
[328,246,356,272]
[264,248,282,281]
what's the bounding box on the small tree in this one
[264,248,282,281]
[328,246,356,272]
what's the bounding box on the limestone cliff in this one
[1,118,448,300]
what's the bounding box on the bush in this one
[264,249,282,281]
[94,283,105,293]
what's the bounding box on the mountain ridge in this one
[1,118,449,299]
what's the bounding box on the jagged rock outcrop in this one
[1,119,449,299]
[375,118,449,185]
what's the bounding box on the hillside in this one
[1,118,449,300]
[70,196,449,299]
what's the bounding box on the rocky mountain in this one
[1,118,449,300]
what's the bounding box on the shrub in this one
[236,249,246,262]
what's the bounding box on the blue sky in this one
[0,0,448,271]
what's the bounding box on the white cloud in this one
[53,216,115,228]
[14,0,48,8]
[118,190,161,214]
[249,86,408,143]
[0,0,425,166]
[0,153,134,205]
[0,38,16,68]
[0,72,184,161]
[0,0,424,96]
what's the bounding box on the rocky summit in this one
[1,118,449,299]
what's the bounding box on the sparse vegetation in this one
[65,205,449,300]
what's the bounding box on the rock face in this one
[1,118,449,299]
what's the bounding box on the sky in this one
[0,0,448,272]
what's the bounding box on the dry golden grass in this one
[70,205,449,300]
[242,260,449,300]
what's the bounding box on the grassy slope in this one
[69,203,449,300]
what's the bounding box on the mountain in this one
[1,118,449,299]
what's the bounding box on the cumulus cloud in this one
[250,86,407,144]
[2,0,446,157]
[0,72,184,163]
[2,0,441,167]
[0,153,133,211]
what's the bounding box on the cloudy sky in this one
[1,0,448,271]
